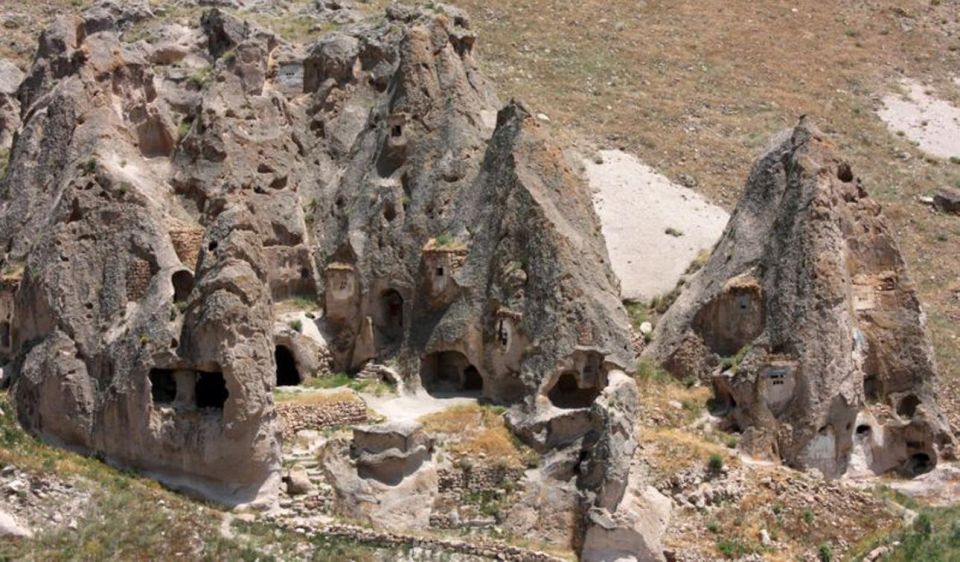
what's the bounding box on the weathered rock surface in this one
[646,119,955,478]
[0,508,31,538]
[0,1,643,553]
[0,59,23,151]
[322,423,439,530]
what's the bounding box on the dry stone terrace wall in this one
[277,399,368,441]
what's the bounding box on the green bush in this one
[288,319,303,333]
[707,453,724,473]
[716,538,749,559]
[803,509,815,525]
[818,543,832,562]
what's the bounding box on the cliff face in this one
[647,119,955,478]
[0,0,634,518]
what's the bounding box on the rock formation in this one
[0,60,23,153]
[646,119,955,478]
[0,1,649,554]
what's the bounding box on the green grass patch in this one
[635,358,671,384]
[624,300,650,332]
[302,373,396,397]
[876,504,960,562]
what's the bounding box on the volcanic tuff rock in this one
[0,0,640,549]
[0,60,23,152]
[646,119,955,478]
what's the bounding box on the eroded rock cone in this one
[0,2,637,541]
[646,118,955,478]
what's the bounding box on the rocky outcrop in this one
[321,422,439,529]
[0,0,645,554]
[0,60,23,152]
[646,119,955,478]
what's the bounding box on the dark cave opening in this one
[275,345,301,386]
[195,372,228,410]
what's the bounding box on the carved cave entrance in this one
[548,371,601,409]
[195,372,228,410]
[421,351,483,396]
[275,345,301,386]
[379,289,404,344]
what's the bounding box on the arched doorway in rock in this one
[548,371,602,409]
[379,289,404,344]
[420,351,483,396]
[906,452,933,476]
[172,270,195,303]
[897,394,920,419]
[275,345,301,386]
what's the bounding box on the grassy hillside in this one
[0,393,380,561]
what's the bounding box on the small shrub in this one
[288,319,303,333]
[706,520,720,534]
[707,453,724,473]
[818,543,832,562]
[803,509,815,525]
[716,538,749,558]
[177,117,194,140]
[635,359,670,384]
[684,248,711,274]
[720,345,751,374]
[435,233,454,247]
[623,300,650,331]
[950,520,960,546]
[914,512,933,537]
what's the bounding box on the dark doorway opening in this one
[897,394,920,418]
[548,372,601,409]
[379,289,404,344]
[172,270,194,303]
[420,351,482,396]
[463,366,483,391]
[149,369,177,405]
[195,372,228,409]
[907,453,933,476]
[275,346,301,386]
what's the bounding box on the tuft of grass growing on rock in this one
[623,300,650,332]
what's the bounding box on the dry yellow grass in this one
[420,404,530,468]
[273,388,362,405]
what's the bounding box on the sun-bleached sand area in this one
[585,149,728,302]
[878,79,960,160]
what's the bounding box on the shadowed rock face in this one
[646,119,955,478]
[0,0,635,529]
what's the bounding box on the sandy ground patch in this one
[585,150,728,302]
[361,391,478,424]
[878,79,960,160]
